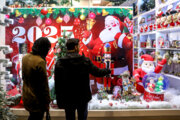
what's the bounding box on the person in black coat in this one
[55,38,111,120]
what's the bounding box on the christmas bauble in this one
[45,18,52,25]
[74,18,80,25]
[5,14,10,18]
[88,12,96,19]
[18,17,24,23]
[23,14,27,19]
[80,14,86,20]
[36,17,42,26]
[41,8,48,15]
[56,16,63,23]
[63,14,70,23]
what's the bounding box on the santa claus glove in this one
[82,30,91,39]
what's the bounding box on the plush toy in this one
[144,24,148,32]
[176,2,180,12]
[140,26,144,33]
[173,13,178,26]
[133,54,167,93]
[153,23,157,30]
[158,36,165,48]
[161,15,168,28]
[177,12,180,26]
[173,52,179,76]
[156,17,162,29]
[149,23,153,31]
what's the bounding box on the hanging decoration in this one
[69,8,75,12]
[18,17,24,23]
[36,17,42,26]
[86,18,96,30]
[88,12,96,19]
[41,8,48,15]
[23,14,27,19]
[74,18,81,25]
[102,9,109,16]
[80,14,86,20]
[15,10,21,17]
[45,18,52,25]
[56,16,63,23]
[11,8,133,22]
[48,8,53,14]
[63,14,70,23]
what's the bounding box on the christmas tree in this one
[0,86,16,120]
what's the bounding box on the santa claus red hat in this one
[105,15,120,25]
[141,54,154,61]
[167,4,173,11]
[157,10,163,17]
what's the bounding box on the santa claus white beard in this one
[141,65,155,74]
[99,26,120,43]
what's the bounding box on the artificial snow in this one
[88,88,180,110]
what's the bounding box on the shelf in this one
[139,48,156,50]
[157,27,180,33]
[158,48,180,51]
[138,8,156,17]
[140,31,156,36]
[165,74,180,80]
[157,0,179,9]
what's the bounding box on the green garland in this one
[11,7,133,20]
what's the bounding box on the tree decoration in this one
[40,8,48,15]
[86,18,96,30]
[102,9,109,16]
[69,7,75,12]
[5,14,10,19]
[15,10,21,17]
[48,8,53,13]
[80,9,85,13]
[88,12,96,19]
[74,18,81,25]
[45,18,52,25]
[63,14,70,23]
[56,16,63,23]
[23,14,27,19]
[0,86,16,120]
[36,16,42,26]
[80,14,86,20]
[18,17,24,23]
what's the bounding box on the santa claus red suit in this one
[133,54,167,93]
[82,15,132,89]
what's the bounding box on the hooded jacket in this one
[22,53,50,112]
[55,52,110,108]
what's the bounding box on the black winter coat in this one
[54,52,110,109]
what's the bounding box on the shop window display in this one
[2,1,180,112]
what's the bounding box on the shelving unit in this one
[133,0,180,83]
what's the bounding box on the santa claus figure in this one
[82,15,132,89]
[176,2,180,12]
[149,23,153,31]
[133,54,167,93]
[144,24,148,32]
[147,78,155,92]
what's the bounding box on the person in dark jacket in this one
[22,37,51,120]
[55,38,111,120]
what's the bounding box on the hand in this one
[82,30,91,39]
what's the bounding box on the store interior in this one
[0,0,180,120]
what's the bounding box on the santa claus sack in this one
[142,73,169,102]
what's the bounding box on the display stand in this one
[133,0,180,90]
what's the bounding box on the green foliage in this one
[0,86,16,120]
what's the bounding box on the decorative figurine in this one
[97,87,109,100]
[147,78,155,92]
[155,76,164,92]
[146,36,152,48]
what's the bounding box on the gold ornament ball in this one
[80,14,86,20]
[56,17,63,23]
[23,14,27,18]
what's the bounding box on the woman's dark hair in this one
[32,37,51,59]
[66,38,79,50]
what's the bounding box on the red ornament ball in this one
[41,8,48,15]
[18,17,24,23]
[74,18,81,25]
[45,18,52,25]
[88,12,96,19]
